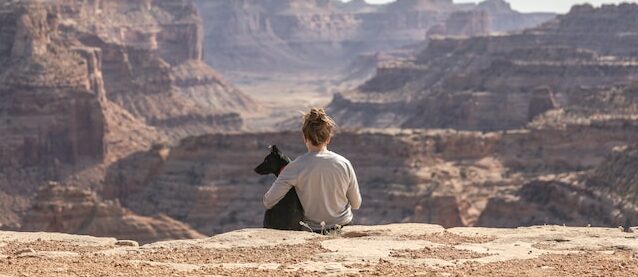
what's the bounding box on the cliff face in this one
[0,0,260,165]
[52,0,257,137]
[195,0,554,74]
[328,4,638,131]
[588,145,638,210]
[478,143,638,229]
[0,3,106,168]
[465,84,638,228]
[20,182,205,244]
[0,0,255,238]
[103,118,638,234]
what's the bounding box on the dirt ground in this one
[1,224,637,276]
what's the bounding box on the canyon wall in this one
[196,0,554,74]
[0,3,106,169]
[328,3,638,131]
[21,182,205,244]
[588,144,638,211]
[0,0,260,168]
[0,0,255,238]
[51,0,257,137]
[103,117,638,234]
[477,143,638,229]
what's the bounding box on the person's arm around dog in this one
[264,108,362,230]
[263,162,298,209]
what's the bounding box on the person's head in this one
[302,108,336,151]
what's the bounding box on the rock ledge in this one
[1,223,637,276]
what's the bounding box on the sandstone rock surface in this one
[0,3,107,168]
[0,224,637,276]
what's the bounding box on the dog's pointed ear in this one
[271,145,280,153]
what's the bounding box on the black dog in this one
[254,145,304,231]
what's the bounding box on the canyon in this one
[101,117,638,234]
[1,0,638,250]
[196,0,555,127]
[95,2,638,238]
[196,0,554,74]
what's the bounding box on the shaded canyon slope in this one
[328,3,638,131]
[195,0,555,74]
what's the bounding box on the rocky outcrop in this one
[21,182,205,244]
[0,3,106,168]
[1,224,637,276]
[329,4,638,131]
[588,145,638,212]
[196,0,554,74]
[477,179,638,228]
[478,143,638,229]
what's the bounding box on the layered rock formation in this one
[51,0,257,137]
[103,114,638,234]
[329,3,638,131]
[465,83,638,228]
[196,0,554,74]
[0,3,106,168]
[429,10,490,38]
[478,144,638,229]
[589,145,638,207]
[0,0,261,165]
[0,0,255,238]
[21,182,205,244]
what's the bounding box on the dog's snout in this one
[254,162,269,175]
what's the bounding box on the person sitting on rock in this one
[263,108,362,233]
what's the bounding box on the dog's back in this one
[255,145,304,231]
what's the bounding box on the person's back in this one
[263,108,361,231]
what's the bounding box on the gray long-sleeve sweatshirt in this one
[263,150,361,229]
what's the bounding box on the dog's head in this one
[254,145,292,176]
